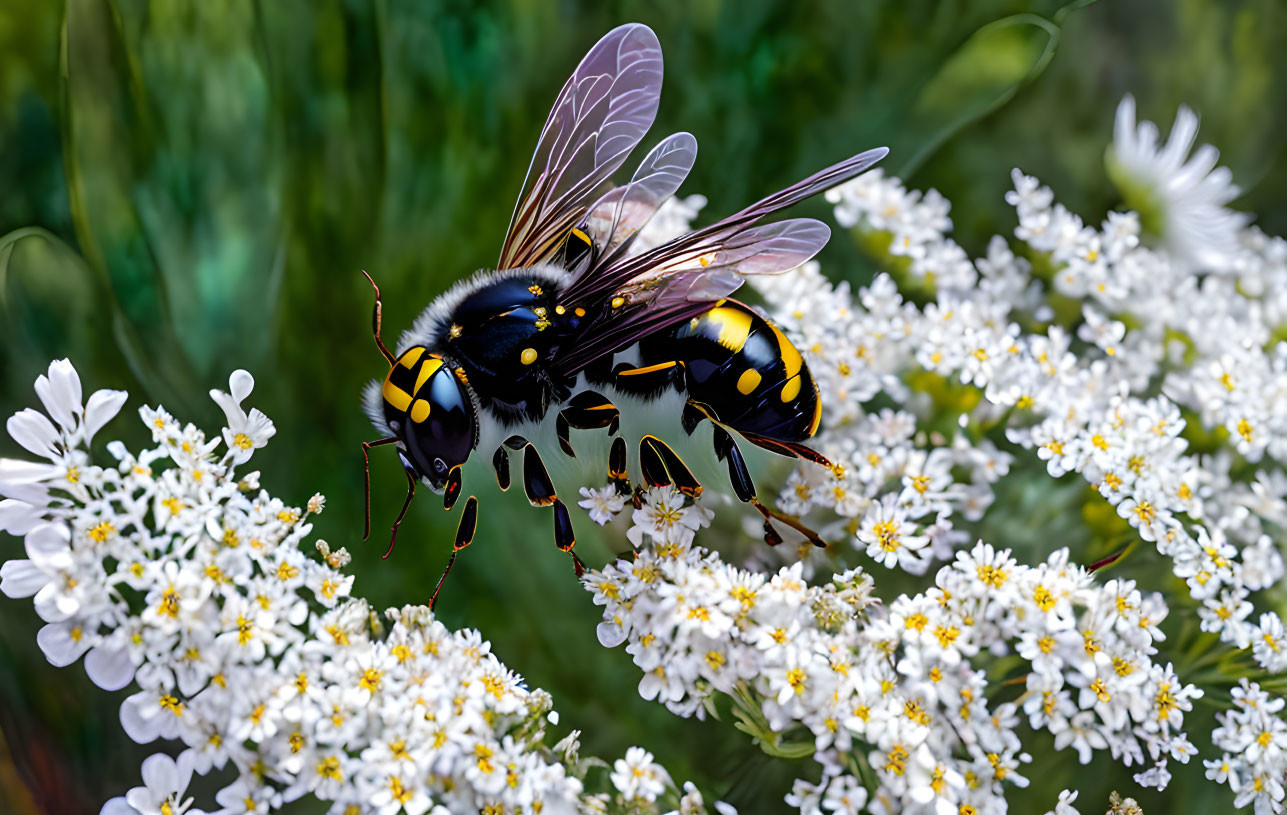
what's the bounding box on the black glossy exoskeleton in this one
[360,24,887,607]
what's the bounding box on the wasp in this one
[361,23,887,607]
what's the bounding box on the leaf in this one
[899,14,1063,177]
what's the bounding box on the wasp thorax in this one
[382,346,476,489]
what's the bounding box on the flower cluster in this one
[577,96,1287,813]
[0,360,701,815]
[587,485,1197,813]
[1210,680,1287,811]
[752,98,1287,674]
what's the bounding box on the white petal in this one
[229,370,254,403]
[25,523,71,564]
[87,645,136,691]
[0,559,49,598]
[0,457,63,485]
[244,409,276,444]
[6,409,61,459]
[35,359,83,433]
[0,460,58,505]
[101,796,141,815]
[0,498,42,535]
[119,693,159,743]
[33,583,72,622]
[207,389,245,428]
[37,622,92,666]
[124,788,157,812]
[1113,95,1136,150]
[140,752,180,796]
[83,389,129,443]
[597,621,627,648]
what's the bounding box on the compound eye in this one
[432,457,449,476]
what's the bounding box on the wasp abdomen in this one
[629,299,821,442]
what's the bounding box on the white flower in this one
[578,485,627,525]
[100,752,201,815]
[1108,94,1248,270]
[1043,788,1079,815]
[209,370,275,464]
[610,746,670,802]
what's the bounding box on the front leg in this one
[428,495,478,611]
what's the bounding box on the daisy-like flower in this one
[609,746,670,803]
[578,485,628,525]
[1107,94,1248,270]
[209,370,276,464]
[100,752,201,815]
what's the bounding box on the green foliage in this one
[0,1,1284,812]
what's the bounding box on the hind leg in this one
[687,402,827,548]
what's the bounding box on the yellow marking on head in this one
[571,227,591,245]
[736,369,762,395]
[382,378,412,412]
[528,283,544,296]
[414,358,444,395]
[706,306,752,352]
[610,296,626,309]
[521,348,538,365]
[410,399,431,424]
[398,347,425,369]
[780,374,803,403]
[768,322,803,378]
[449,323,463,339]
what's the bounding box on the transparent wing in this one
[551,147,889,375]
[498,24,663,270]
[633,218,832,298]
[579,132,698,268]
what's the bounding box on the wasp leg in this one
[738,430,831,467]
[555,391,622,457]
[553,498,585,577]
[361,270,397,366]
[681,400,715,436]
[443,465,463,510]
[383,454,419,559]
[517,441,584,575]
[429,495,478,611]
[711,425,826,549]
[638,435,703,498]
[520,442,557,507]
[492,446,511,491]
[609,436,631,495]
[361,435,398,541]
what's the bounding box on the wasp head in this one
[380,347,477,491]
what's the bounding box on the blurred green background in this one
[0,0,1284,812]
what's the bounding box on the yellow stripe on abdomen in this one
[768,321,803,379]
[703,306,752,352]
